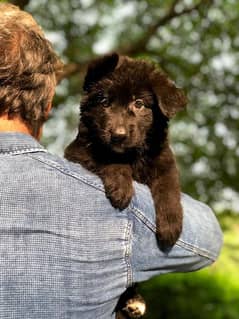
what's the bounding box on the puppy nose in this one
[111,127,127,142]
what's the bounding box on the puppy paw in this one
[104,177,134,209]
[100,165,134,210]
[157,222,182,247]
[156,207,183,247]
[122,297,146,319]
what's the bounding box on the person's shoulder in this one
[30,150,160,221]
[129,187,222,261]
[29,150,104,192]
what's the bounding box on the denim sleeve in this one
[129,182,223,284]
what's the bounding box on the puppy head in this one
[81,53,187,154]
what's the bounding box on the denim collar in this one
[0,132,47,155]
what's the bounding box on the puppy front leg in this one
[149,146,183,247]
[99,164,134,210]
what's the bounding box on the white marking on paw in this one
[124,300,146,317]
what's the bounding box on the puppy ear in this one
[83,53,119,92]
[151,71,187,118]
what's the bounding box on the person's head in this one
[0,4,63,137]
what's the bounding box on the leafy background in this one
[4,0,239,317]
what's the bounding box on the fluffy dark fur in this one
[65,53,187,245]
[65,53,187,318]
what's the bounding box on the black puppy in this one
[65,53,187,318]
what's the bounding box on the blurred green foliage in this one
[10,0,239,211]
[140,214,239,319]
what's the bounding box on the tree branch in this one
[56,62,87,83]
[58,0,214,82]
[120,0,214,55]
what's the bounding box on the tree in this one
[9,0,239,212]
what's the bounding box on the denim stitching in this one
[0,148,47,155]
[27,154,216,261]
[28,154,105,191]
[124,220,133,287]
[130,206,216,261]
[29,153,135,285]
[176,240,217,261]
[130,206,157,232]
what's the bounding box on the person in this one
[0,4,223,319]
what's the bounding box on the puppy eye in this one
[134,99,145,109]
[99,96,109,107]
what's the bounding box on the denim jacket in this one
[0,132,223,319]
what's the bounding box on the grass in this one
[139,214,239,319]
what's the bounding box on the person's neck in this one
[0,116,41,140]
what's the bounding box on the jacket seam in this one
[129,206,217,261]
[24,154,217,262]
[28,153,135,286]
[124,219,133,287]
[27,154,105,192]
[0,148,47,155]
[130,206,157,232]
[175,240,217,261]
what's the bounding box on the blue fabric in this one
[0,132,223,319]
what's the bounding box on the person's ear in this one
[45,102,52,118]
[83,53,119,92]
[33,102,52,140]
[150,71,187,118]
[47,102,52,113]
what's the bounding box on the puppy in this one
[65,53,187,318]
[65,53,187,245]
